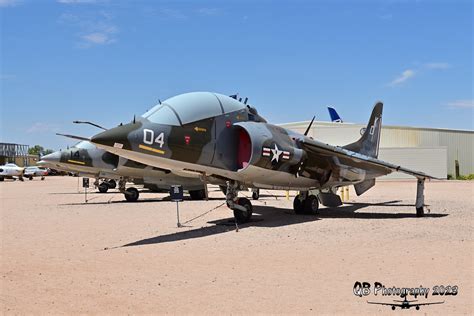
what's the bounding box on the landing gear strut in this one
[251,188,260,200]
[293,191,319,215]
[416,178,425,217]
[226,181,252,223]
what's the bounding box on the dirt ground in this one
[1,177,472,314]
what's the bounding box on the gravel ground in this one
[1,177,472,314]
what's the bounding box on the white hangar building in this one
[279,121,473,179]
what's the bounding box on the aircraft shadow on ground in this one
[120,202,447,248]
[58,194,225,206]
[319,201,448,219]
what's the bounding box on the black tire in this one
[252,189,259,200]
[0,177,4,181]
[391,306,395,310]
[107,179,117,189]
[41,176,45,180]
[98,183,109,193]
[29,176,33,180]
[233,197,252,223]
[416,306,420,310]
[304,195,319,214]
[189,189,206,200]
[125,187,139,202]
[293,195,305,214]
[416,207,424,217]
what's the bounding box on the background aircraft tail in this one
[327,107,343,122]
[343,102,383,158]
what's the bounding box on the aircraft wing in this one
[413,301,444,306]
[299,138,439,180]
[367,301,401,307]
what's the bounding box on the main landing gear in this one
[293,191,319,215]
[225,181,253,223]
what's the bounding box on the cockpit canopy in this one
[142,92,248,126]
[74,141,96,150]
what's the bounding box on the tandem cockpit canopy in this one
[142,92,248,126]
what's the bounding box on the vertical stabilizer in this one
[343,102,383,158]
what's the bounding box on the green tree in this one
[28,145,44,155]
[28,145,54,155]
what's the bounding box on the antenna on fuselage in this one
[73,121,107,131]
[303,116,316,136]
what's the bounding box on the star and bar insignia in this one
[262,144,290,163]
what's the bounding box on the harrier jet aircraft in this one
[61,92,435,222]
[39,141,207,201]
[368,296,444,310]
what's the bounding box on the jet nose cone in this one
[40,151,61,163]
[91,123,139,150]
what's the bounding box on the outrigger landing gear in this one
[293,191,319,215]
[416,178,425,217]
[226,181,253,223]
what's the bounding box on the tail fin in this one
[343,102,383,158]
[327,107,343,122]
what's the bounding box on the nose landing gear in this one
[225,181,253,223]
[118,178,140,202]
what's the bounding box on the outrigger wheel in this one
[124,187,139,202]
[233,197,253,223]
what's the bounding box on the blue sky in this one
[1,0,472,150]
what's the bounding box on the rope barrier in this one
[182,202,226,225]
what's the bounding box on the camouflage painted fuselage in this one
[39,141,205,191]
[90,92,390,191]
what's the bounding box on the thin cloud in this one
[81,31,115,45]
[26,122,61,134]
[0,0,20,7]
[59,11,118,47]
[446,100,474,109]
[389,69,416,86]
[424,62,451,70]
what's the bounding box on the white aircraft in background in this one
[0,163,25,181]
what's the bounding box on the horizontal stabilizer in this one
[318,192,343,207]
[56,133,90,141]
[354,179,375,196]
